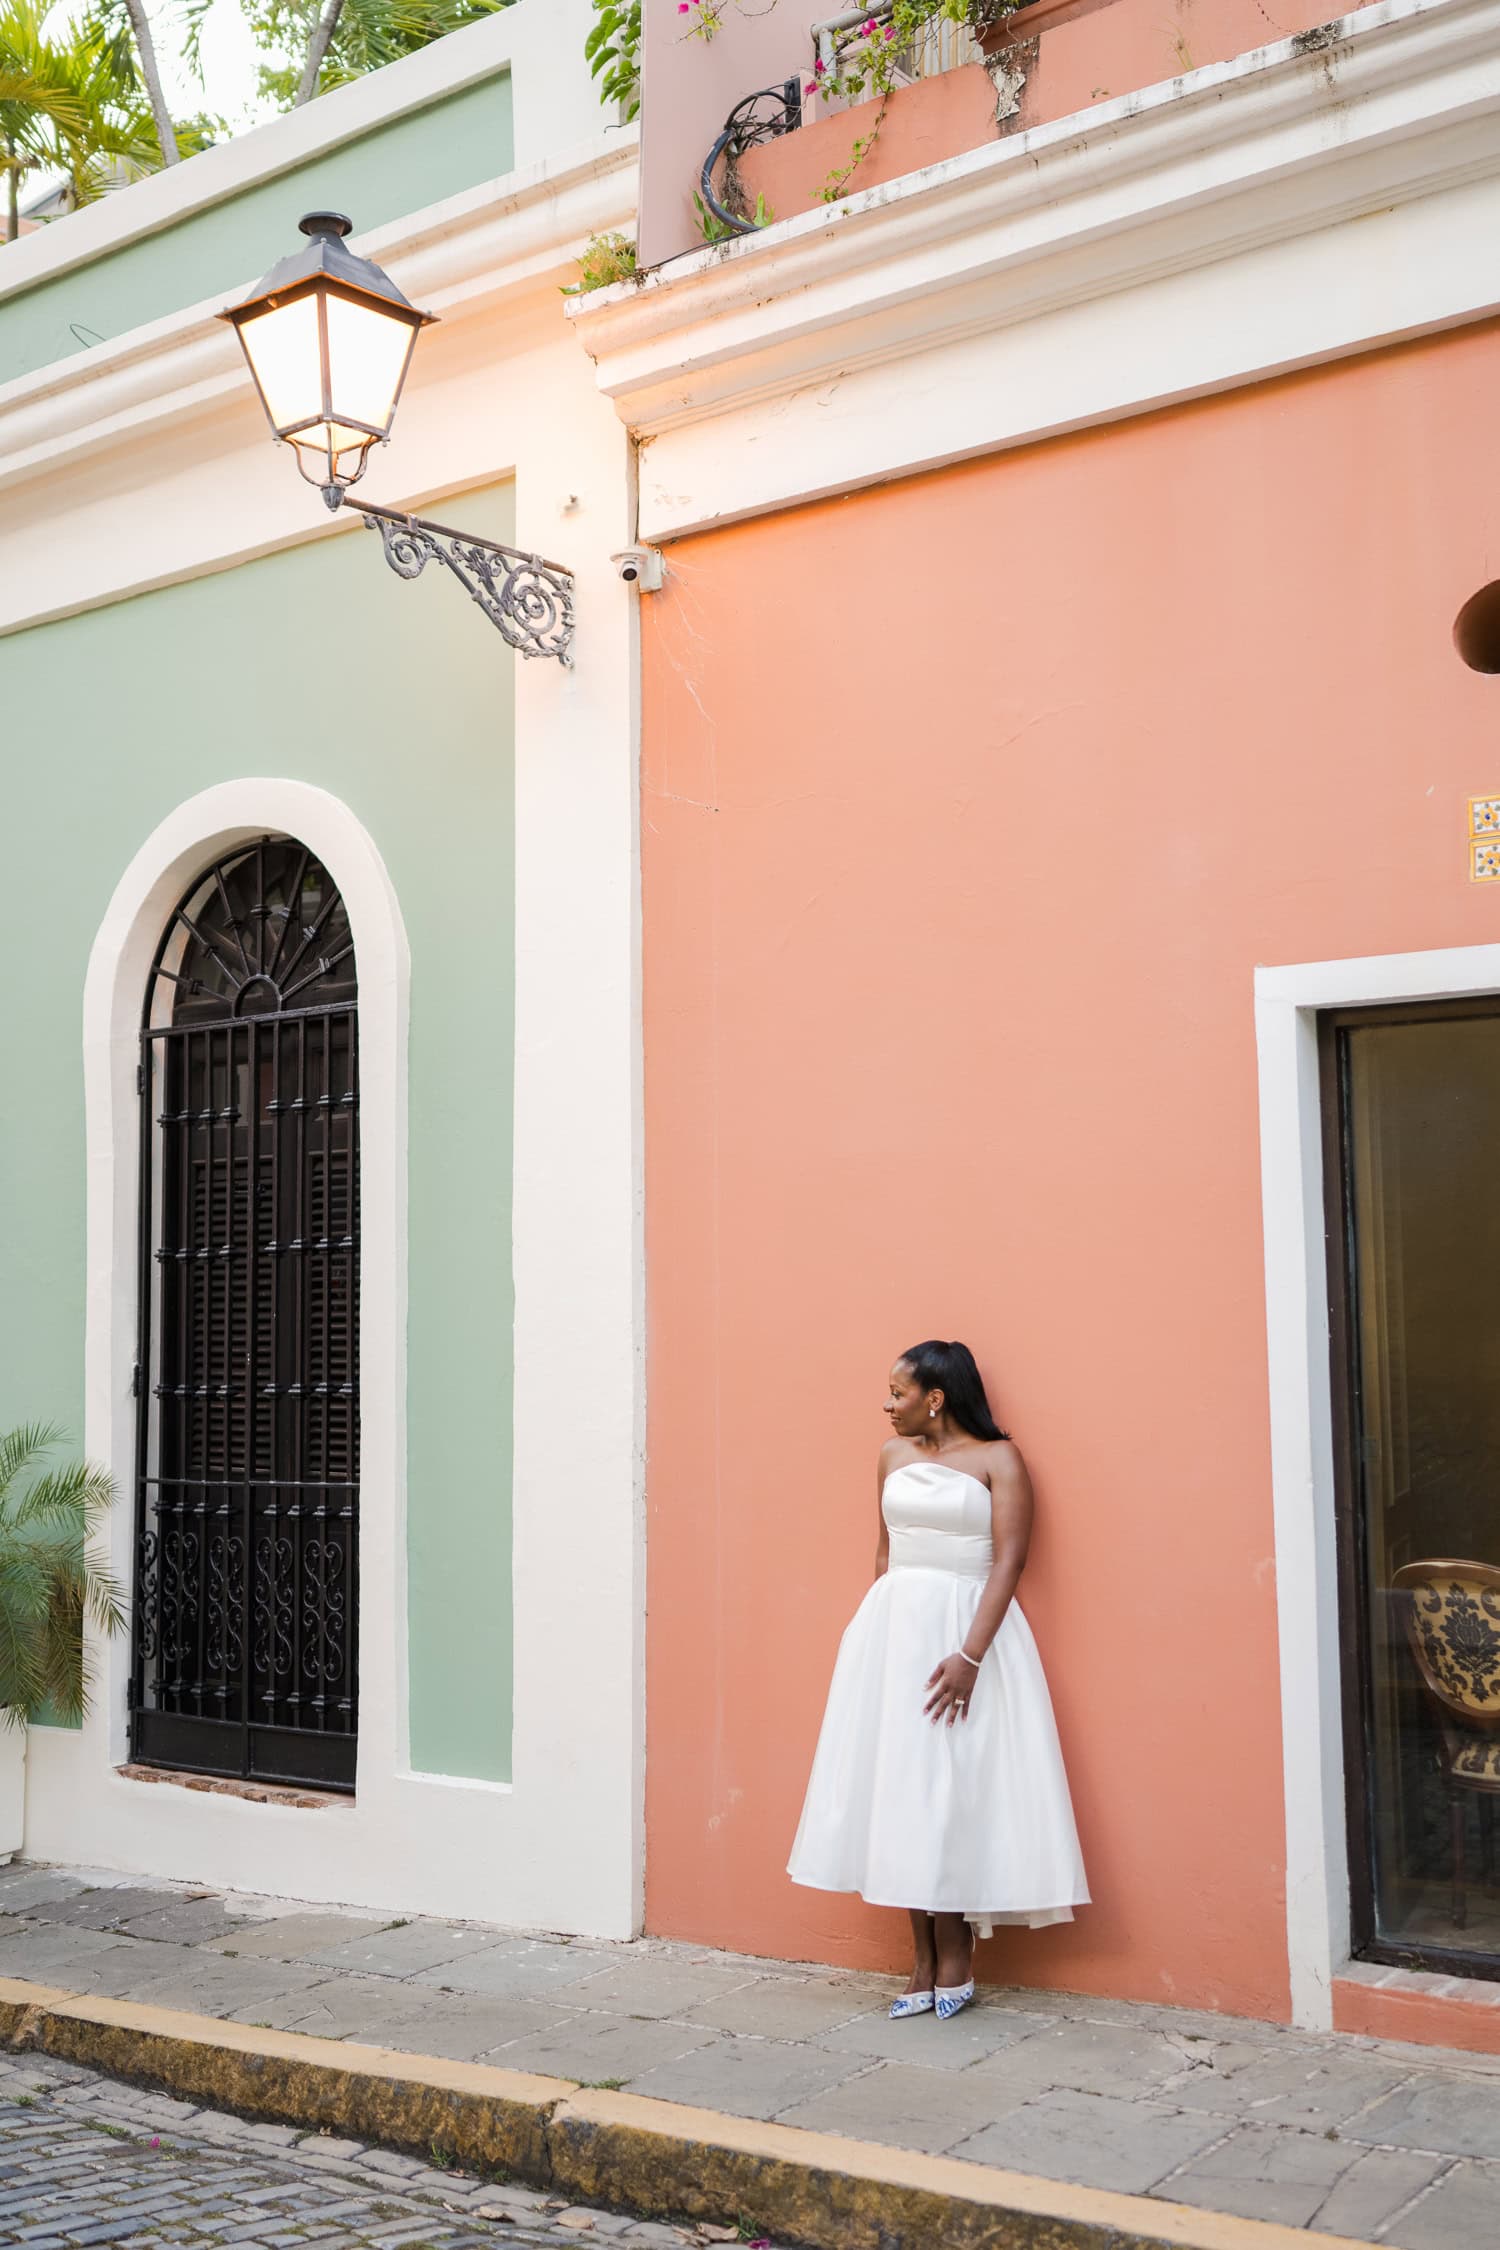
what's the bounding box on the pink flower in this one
[150,2138,160,2150]
[813,55,824,71]
[804,80,817,94]
[885,22,896,34]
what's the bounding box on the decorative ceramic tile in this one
[1471,841,1500,882]
[1469,796,1500,838]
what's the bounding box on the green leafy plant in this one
[0,1424,124,1724]
[693,186,773,243]
[561,230,636,295]
[0,0,169,242]
[584,0,639,119]
[676,0,731,43]
[817,111,884,201]
[244,0,512,111]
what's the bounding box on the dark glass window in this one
[1326,1002,1500,1974]
[131,840,360,1792]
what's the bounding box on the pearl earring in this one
[929,1407,936,1419]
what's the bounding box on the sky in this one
[154,0,279,136]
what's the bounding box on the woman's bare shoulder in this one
[878,1436,909,1476]
[981,1437,1029,1493]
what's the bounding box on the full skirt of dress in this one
[787,1566,1089,1927]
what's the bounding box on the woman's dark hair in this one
[898,1339,1008,1441]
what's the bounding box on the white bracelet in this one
[956,1648,982,1668]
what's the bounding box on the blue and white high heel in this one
[889,1989,935,2019]
[935,1980,975,2021]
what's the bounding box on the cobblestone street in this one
[0,2053,763,2250]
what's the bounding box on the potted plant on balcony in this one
[0,1425,125,1859]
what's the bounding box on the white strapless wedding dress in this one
[787,1459,1089,1929]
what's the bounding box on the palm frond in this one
[40,1574,87,1725]
[13,1458,115,1530]
[0,1427,124,1723]
[178,0,217,84]
[0,1423,63,1509]
[0,0,178,228]
[0,1561,49,1719]
[86,1550,128,1640]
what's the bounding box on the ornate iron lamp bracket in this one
[344,496,576,665]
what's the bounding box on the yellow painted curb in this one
[0,1979,1379,2250]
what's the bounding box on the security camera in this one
[612,546,664,592]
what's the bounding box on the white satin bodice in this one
[882,1460,993,1580]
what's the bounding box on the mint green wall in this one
[0,485,517,1783]
[0,71,512,382]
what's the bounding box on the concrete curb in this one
[0,1979,1378,2250]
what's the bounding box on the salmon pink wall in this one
[1333,1976,1500,2056]
[640,318,1500,2023]
[738,0,1361,223]
[993,0,1358,131]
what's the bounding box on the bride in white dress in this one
[788,1340,1088,2020]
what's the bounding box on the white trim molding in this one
[0,134,638,636]
[1255,943,1500,2028]
[569,0,1500,541]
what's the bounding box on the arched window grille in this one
[131,839,360,1791]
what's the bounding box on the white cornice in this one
[567,0,1500,540]
[0,137,637,501]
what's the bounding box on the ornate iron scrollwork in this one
[347,499,575,666]
[133,839,361,1792]
[700,79,803,239]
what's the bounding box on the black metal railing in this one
[132,841,360,1792]
[699,79,802,238]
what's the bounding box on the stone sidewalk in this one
[1,1862,1498,2246]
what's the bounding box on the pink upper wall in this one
[738,0,1372,222]
[639,317,1500,2025]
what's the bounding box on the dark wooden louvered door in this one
[132,842,360,1791]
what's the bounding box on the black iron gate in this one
[131,840,360,1791]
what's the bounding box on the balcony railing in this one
[811,3,984,112]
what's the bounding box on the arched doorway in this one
[131,839,360,1790]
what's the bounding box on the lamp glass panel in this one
[324,292,417,436]
[286,419,370,455]
[236,295,324,433]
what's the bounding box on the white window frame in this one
[1256,942,1500,2026]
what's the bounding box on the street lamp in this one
[220,211,575,664]
[220,211,432,508]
